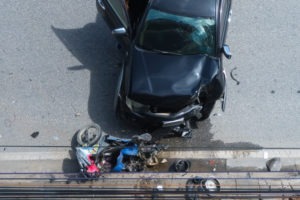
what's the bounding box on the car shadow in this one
[52,14,140,137]
[52,13,261,150]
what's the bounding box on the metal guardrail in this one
[0,172,299,199]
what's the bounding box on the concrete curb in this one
[1,149,300,161]
[160,149,300,159]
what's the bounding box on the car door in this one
[97,0,131,48]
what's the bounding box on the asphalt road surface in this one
[0,0,299,149]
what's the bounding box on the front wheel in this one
[76,123,102,146]
[96,0,101,13]
[199,101,216,121]
[96,0,105,13]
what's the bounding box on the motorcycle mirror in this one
[112,27,127,35]
[222,44,232,59]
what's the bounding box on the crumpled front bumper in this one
[121,101,202,127]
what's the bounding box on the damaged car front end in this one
[118,50,225,128]
[98,0,232,128]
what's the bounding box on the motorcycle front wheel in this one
[76,123,102,146]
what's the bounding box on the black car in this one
[97,0,232,128]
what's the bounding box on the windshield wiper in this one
[142,47,183,55]
[155,49,183,55]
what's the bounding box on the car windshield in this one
[137,9,216,56]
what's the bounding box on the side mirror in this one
[222,45,232,59]
[112,27,127,35]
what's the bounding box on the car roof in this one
[151,0,217,18]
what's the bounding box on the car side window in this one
[107,0,128,28]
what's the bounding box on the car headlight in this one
[126,97,149,112]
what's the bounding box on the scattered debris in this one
[213,113,222,117]
[186,176,221,199]
[49,175,56,183]
[230,67,240,85]
[31,131,39,138]
[165,125,192,138]
[156,185,163,191]
[202,177,221,192]
[152,184,164,199]
[175,160,191,172]
[266,157,282,172]
[53,136,59,141]
[209,160,217,171]
[209,160,216,166]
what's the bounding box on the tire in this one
[95,0,100,12]
[199,101,216,121]
[115,98,125,120]
[76,123,102,146]
[96,0,101,13]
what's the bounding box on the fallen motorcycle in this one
[74,124,168,178]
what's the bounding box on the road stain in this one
[3,113,16,128]
[4,118,14,128]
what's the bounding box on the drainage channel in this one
[0,147,300,199]
[0,172,299,199]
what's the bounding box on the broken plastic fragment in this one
[156,185,163,191]
[175,160,190,172]
[31,131,39,138]
[266,158,281,172]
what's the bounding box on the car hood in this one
[127,47,219,110]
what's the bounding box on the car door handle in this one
[97,0,106,10]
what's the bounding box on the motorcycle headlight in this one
[126,97,149,112]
